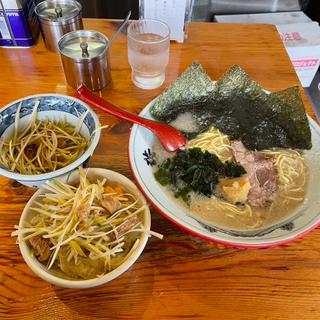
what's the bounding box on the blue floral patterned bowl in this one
[0,94,100,188]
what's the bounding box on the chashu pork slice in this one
[231,140,278,207]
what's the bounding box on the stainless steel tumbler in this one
[35,0,83,52]
[58,30,112,91]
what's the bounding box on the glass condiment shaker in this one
[35,0,83,52]
[58,30,112,91]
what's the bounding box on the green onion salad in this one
[12,168,162,280]
[0,100,88,175]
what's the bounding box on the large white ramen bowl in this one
[129,98,320,248]
[0,94,101,188]
[18,168,151,288]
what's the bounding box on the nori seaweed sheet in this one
[150,61,215,122]
[272,86,311,149]
[150,63,312,150]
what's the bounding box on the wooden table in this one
[0,19,319,320]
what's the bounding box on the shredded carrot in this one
[104,186,115,193]
[114,186,124,195]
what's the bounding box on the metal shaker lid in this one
[35,0,81,22]
[58,30,109,62]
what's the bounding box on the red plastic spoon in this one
[75,85,186,152]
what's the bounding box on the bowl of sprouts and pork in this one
[0,94,101,187]
[12,167,157,288]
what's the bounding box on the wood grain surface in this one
[0,20,319,320]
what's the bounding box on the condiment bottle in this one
[58,30,112,91]
[35,0,83,52]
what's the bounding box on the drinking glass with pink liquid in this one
[127,19,170,90]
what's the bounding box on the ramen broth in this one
[152,134,308,232]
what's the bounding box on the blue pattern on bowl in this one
[0,95,96,137]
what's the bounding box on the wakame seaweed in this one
[150,63,312,151]
[154,148,246,201]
